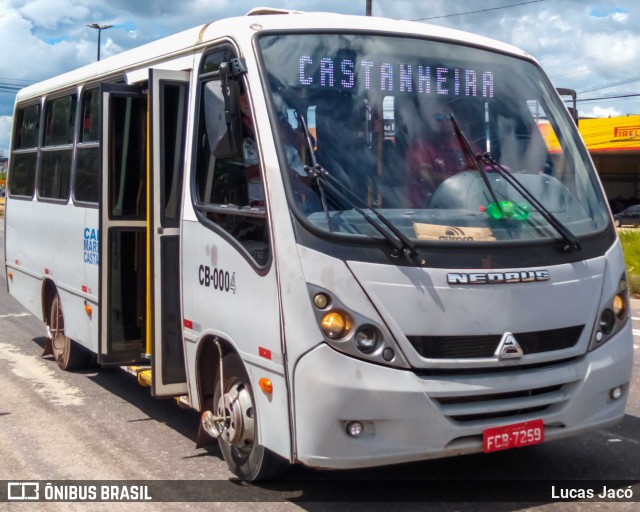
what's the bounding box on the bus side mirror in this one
[557,87,578,127]
[203,63,242,158]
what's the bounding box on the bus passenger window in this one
[38,93,76,201]
[8,103,40,198]
[74,87,100,204]
[193,75,270,267]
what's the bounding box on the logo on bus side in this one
[83,228,99,265]
[447,270,550,285]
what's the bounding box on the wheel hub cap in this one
[215,381,254,448]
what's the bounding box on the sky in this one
[1,0,639,154]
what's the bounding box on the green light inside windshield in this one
[481,201,530,220]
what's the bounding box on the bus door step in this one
[124,365,152,387]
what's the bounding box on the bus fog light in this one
[354,325,379,353]
[382,348,395,361]
[346,421,363,437]
[610,386,623,400]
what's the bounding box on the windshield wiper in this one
[448,114,507,218]
[296,113,426,266]
[298,114,332,229]
[447,114,580,252]
[479,152,581,252]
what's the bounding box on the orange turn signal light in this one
[84,302,92,317]
[321,311,352,339]
[258,378,273,394]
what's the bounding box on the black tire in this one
[213,353,288,481]
[49,294,94,371]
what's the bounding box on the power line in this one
[0,86,24,93]
[578,77,640,95]
[0,77,34,84]
[553,58,640,83]
[578,93,640,103]
[0,77,35,94]
[410,0,545,21]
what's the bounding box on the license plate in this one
[483,419,544,453]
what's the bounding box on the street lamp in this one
[87,23,113,61]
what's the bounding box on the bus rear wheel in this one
[213,353,287,481]
[49,295,93,371]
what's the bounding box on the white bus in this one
[4,8,633,480]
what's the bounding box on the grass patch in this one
[618,229,640,296]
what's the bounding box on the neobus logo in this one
[447,270,550,285]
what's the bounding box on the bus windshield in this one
[258,33,610,244]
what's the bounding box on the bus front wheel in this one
[213,353,287,481]
[48,294,93,371]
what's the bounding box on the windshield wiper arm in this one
[447,113,580,252]
[297,114,332,229]
[296,113,426,266]
[447,113,505,217]
[325,178,426,266]
[479,152,581,252]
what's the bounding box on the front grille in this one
[435,385,563,406]
[415,356,579,376]
[408,325,584,359]
[433,384,567,423]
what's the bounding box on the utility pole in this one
[87,23,113,61]
[366,0,372,16]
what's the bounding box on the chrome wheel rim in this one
[215,379,255,456]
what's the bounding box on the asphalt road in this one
[0,220,639,511]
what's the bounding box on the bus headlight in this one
[308,284,409,368]
[354,325,379,354]
[313,292,330,309]
[589,275,629,351]
[613,293,626,319]
[321,311,353,339]
[599,309,615,335]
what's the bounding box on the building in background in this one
[541,115,640,213]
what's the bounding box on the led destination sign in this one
[298,56,495,97]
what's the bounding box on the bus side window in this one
[38,93,76,202]
[193,70,270,267]
[74,87,100,204]
[9,103,40,198]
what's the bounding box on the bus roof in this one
[15,9,531,103]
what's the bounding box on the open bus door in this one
[99,84,149,366]
[148,68,190,396]
[99,75,190,396]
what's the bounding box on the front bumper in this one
[293,322,633,469]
